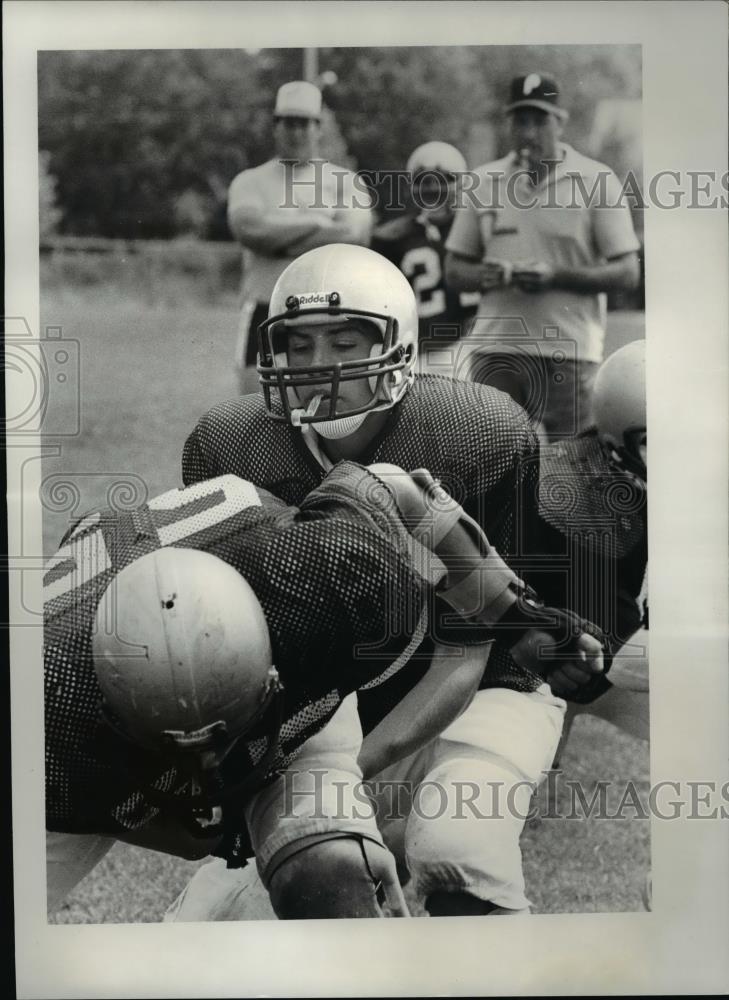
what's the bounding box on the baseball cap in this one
[274,81,322,120]
[505,73,568,120]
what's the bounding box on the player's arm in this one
[303,461,603,697]
[512,250,640,294]
[284,219,365,256]
[366,463,604,698]
[357,642,486,779]
[286,179,373,255]
[227,173,323,255]
[512,170,641,293]
[443,177,507,293]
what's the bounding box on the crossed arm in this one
[228,172,372,257]
[228,201,326,256]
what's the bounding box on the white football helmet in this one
[592,339,646,476]
[406,140,467,177]
[407,142,467,224]
[258,244,419,427]
[92,548,280,758]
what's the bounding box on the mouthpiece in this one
[290,393,323,426]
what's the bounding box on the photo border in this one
[6,2,728,996]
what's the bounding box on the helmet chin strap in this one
[313,412,369,439]
[289,390,369,438]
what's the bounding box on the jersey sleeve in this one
[182,420,212,485]
[445,173,491,260]
[591,168,641,260]
[181,398,259,487]
[233,506,438,703]
[301,461,447,588]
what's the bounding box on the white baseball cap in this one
[274,81,322,120]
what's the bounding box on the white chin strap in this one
[313,412,369,439]
[289,392,369,438]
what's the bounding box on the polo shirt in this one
[228,158,373,304]
[446,144,640,362]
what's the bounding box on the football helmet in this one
[592,339,646,477]
[406,140,467,178]
[92,548,283,822]
[258,244,419,427]
[407,142,467,224]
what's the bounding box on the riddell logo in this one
[294,292,336,305]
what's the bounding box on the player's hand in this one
[361,839,411,917]
[480,259,512,292]
[512,260,556,292]
[509,628,604,697]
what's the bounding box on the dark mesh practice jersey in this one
[372,215,479,343]
[536,431,648,697]
[183,374,545,719]
[44,467,445,835]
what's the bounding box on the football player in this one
[538,339,648,751]
[372,141,479,354]
[178,244,605,918]
[46,461,600,919]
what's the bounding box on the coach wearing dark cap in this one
[445,73,641,441]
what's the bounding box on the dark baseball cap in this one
[505,73,568,120]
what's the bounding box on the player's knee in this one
[268,838,382,919]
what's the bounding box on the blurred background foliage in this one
[38,44,642,241]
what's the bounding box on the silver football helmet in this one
[258,244,419,428]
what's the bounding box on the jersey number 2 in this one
[401,246,446,318]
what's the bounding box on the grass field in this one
[40,283,648,922]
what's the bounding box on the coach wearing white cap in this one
[228,80,373,393]
[445,73,641,440]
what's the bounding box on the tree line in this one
[38,45,642,240]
